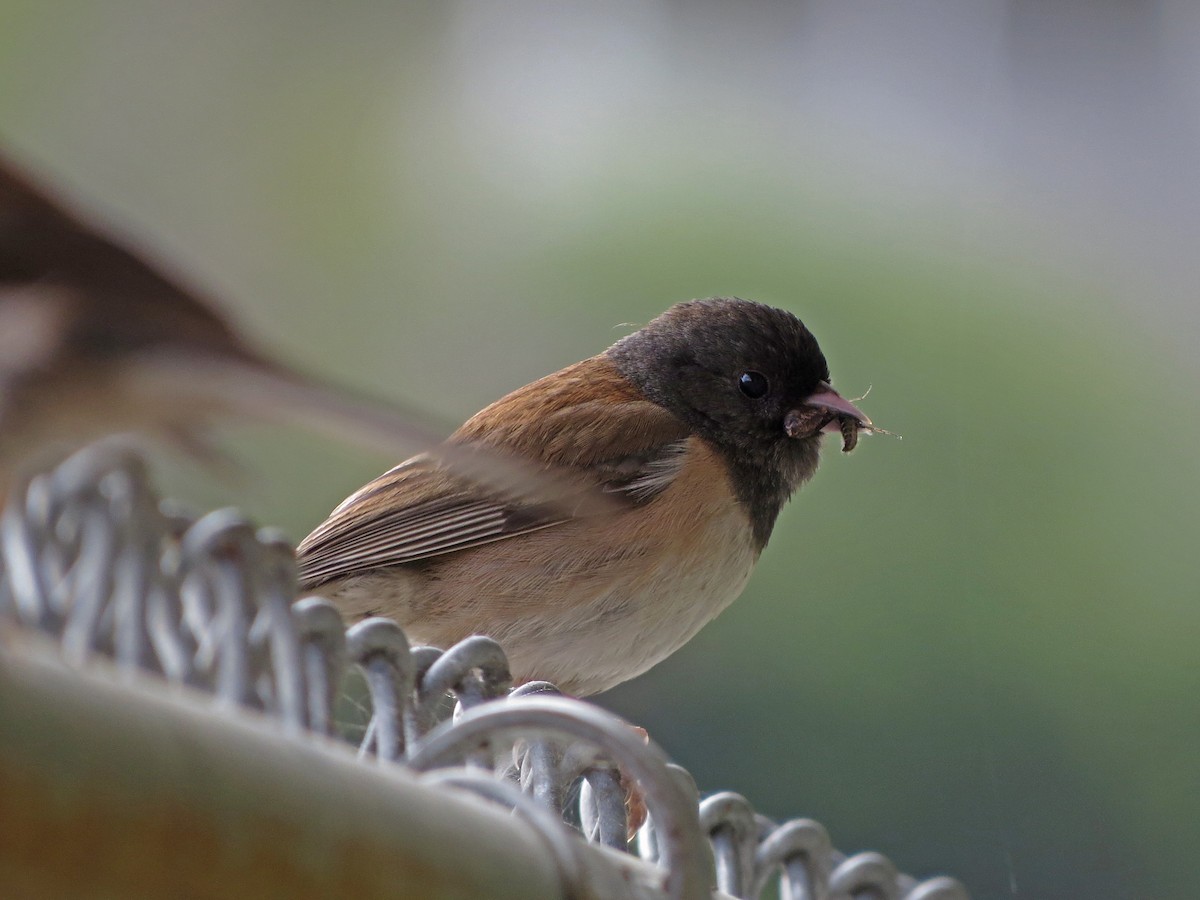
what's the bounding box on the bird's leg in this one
[621,724,650,839]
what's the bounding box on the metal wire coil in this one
[0,441,968,900]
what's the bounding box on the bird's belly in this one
[497,518,759,695]
[420,443,760,694]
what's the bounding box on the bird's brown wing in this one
[296,356,692,589]
[295,463,562,586]
[0,155,255,361]
[0,153,459,468]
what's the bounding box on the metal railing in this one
[0,441,968,900]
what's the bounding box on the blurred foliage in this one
[2,4,1197,898]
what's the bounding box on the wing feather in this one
[296,357,693,590]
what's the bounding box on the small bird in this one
[0,151,483,493]
[297,299,872,696]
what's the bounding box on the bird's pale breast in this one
[319,437,760,695]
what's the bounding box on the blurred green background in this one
[3,3,1197,898]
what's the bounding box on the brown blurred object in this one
[0,151,461,494]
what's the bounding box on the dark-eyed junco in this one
[297,299,872,695]
[0,151,489,492]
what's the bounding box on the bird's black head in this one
[607,297,868,546]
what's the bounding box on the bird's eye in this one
[738,371,769,399]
